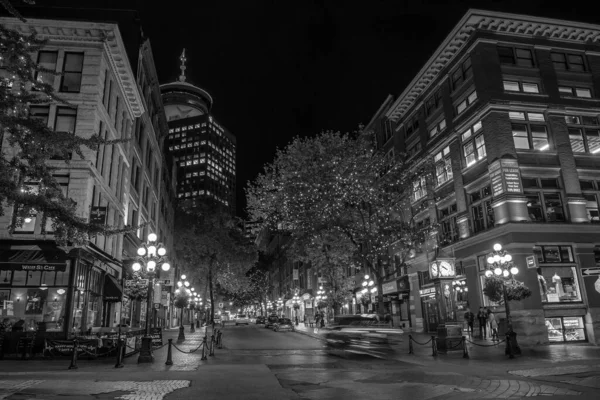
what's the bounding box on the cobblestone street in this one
[1,325,600,399]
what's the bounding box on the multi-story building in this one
[161,52,237,214]
[365,9,600,345]
[0,12,176,343]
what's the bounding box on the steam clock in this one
[429,258,463,352]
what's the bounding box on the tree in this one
[0,3,138,245]
[247,130,432,314]
[483,276,532,304]
[173,200,257,325]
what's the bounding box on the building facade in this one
[0,15,175,345]
[161,52,237,214]
[364,9,600,345]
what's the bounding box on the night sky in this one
[15,0,600,217]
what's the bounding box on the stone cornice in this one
[385,9,600,123]
[0,17,145,118]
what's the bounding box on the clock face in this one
[430,262,439,278]
[439,261,454,277]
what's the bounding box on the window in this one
[406,141,421,159]
[524,178,565,222]
[456,90,477,115]
[565,115,600,154]
[509,111,549,151]
[551,52,586,72]
[60,52,84,92]
[434,146,453,185]
[29,105,50,125]
[451,57,473,89]
[54,107,77,133]
[438,203,458,246]
[412,176,427,202]
[545,317,586,342]
[498,46,535,67]
[503,80,540,94]
[34,51,58,87]
[381,119,394,144]
[425,88,443,116]
[44,178,68,232]
[461,121,485,167]
[580,180,600,222]
[405,115,419,138]
[429,119,446,138]
[533,245,581,304]
[558,85,592,98]
[469,185,494,233]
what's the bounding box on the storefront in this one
[419,287,439,333]
[381,276,410,327]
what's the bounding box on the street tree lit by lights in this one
[247,130,434,315]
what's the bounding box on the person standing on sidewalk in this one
[488,309,499,341]
[477,307,488,339]
[464,308,475,337]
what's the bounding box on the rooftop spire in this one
[178,48,187,82]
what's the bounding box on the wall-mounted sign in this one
[382,280,398,295]
[0,263,67,272]
[582,267,600,277]
[489,159,523,197]
[526,255,537,269]
[157,279,171,285]
[419,287,436,296]
[89,206,108,225]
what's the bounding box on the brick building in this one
[363,9,600,345]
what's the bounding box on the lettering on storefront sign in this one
[5,263,67,272]
[489,161,503,196]
[419,287,436,296]
[150,328,163,347]
[157,279,171,285]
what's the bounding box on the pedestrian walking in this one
[477,307,488,339]
[463,308,475,336]
[488,309,499,341]
[319,312,325,328]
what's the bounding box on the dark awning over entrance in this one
[104,274,123,302]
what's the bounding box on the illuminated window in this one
[461,121,485,167]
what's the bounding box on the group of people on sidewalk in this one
[463,307,499,341]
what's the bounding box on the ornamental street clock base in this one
[429,258,464,353]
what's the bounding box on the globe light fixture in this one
[181,274,186,280]
[131,232,171,363]
[484,243,521,357]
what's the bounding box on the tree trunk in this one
[377,281,385,315]
[208,262,215,327]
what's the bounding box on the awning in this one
[103,274,123,302]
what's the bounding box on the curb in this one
[294,328,325,341]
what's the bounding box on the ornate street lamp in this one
[277,297,283,317]
[132,233,170,363]
[484,243,521,357]
[360,274,377,312]
[174,275,190,342]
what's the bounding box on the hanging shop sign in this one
[489,159,523,197]
[382,280,398,295]
[89,206,108,225]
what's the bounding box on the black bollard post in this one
[165,339,173,366]
[191,322,195,333]
[462,336,469,359]
[68,339,78,370]
[209,334,215,356]
[408,335,414,354]
[201,336,207,360]
[431,335,438,357]
[217,330,223,349]
[506,333,514,359]
[114,337,124,368]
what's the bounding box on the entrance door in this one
[422,299,440,333]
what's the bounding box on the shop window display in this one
[545,316,586,342]
[537,266,581,303]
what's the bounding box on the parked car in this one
[255,316,266,324]
[235,314,250,325]
[264,315,279,329]
[321,314,403,359]
[273,318,295,332]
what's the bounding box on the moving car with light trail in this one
[273,318,295,332]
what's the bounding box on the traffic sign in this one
[582,267,600,277]
[526,255,537,269]
[157,279,171,285]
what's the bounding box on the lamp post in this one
[484,243,521,357]
[361,274,377,313]
[132,233,170,363]
[277,298,283,317]
[292,293,300,325]
[315,285,327,324]
[175,275,190,342]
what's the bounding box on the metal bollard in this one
[506,333,514,359]
[209,334,215,356]
[200,336,207,360]
[462,336,469,359]
[191,322,195,333]
[431,335,438,357]
[165,339,173,365]
[68,339,78,370]
[217,330,223,349]
[114,338,124,368]
[408,334,414,354]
